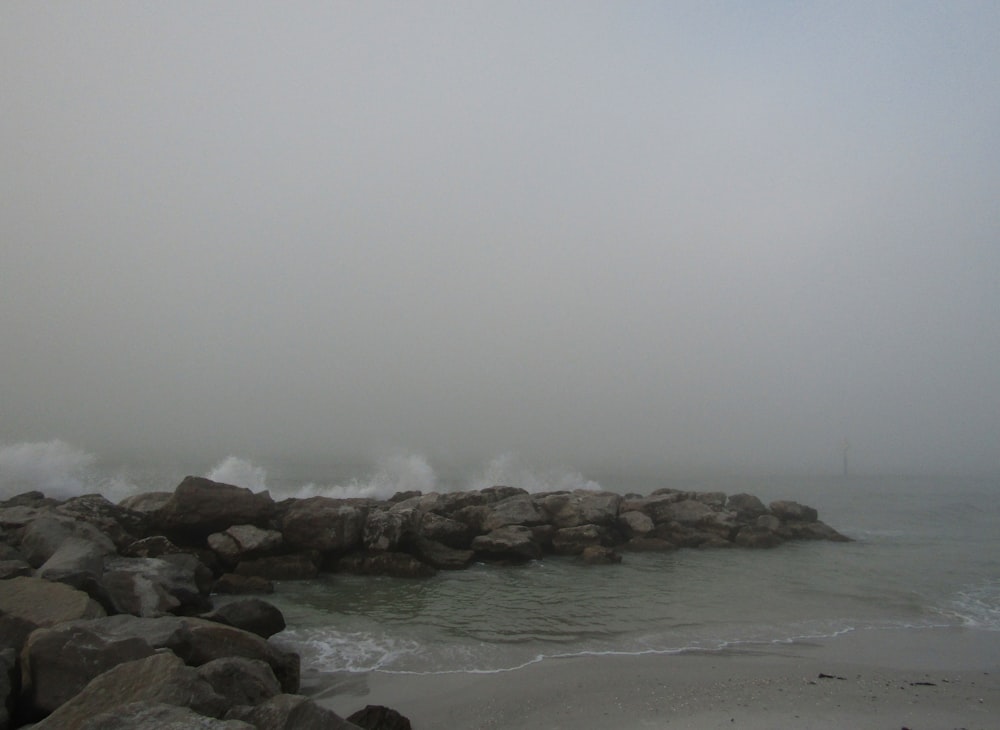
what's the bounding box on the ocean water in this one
[2,441,998,681]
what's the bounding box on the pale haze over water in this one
[2,3,999,478]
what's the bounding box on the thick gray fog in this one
[2,3,998,477]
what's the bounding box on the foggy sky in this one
[2,2,999,477]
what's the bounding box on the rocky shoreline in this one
[0,477,850,728]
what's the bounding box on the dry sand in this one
[315,626,1000,729]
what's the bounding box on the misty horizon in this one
[2,4,998,479]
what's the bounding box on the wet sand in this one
[316,626,1000,729]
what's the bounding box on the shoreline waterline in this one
[313,625,1000,728]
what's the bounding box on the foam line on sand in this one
[316,626,1000,729]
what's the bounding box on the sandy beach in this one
[315,626,1000,729]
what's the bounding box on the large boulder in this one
[201,599,286,639]
[536,491,621,528]
[347,704,412,730]
[362,510,414,552]
[101,555,212,617]
[769,500,819,523]
[225,693,360,730]
[0,577,105,627]
[1,647,17,730]
[118,491,172,514]
[212,574,275,595]
[153,477,275,539]
[279,498,366,554]
[481,495,545,531]
[196,656,282,708]
[70,615,300,694]
[34,537,107,592]
[617,510,654,537]
[55,494,149,551]
[551,524,611,555]
[18,515,115,568]
[208,525,284,567]
[471,526,542,561]
[733,525,784,549]
[80,702,255,729]
[19,623,157,717]
[726,493,768,522]
[412,538,474,570]
[32,652,229,729]
[416,512,472,549]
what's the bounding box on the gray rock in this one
[482,495,545,531]
[346,704,412,730]
[19,515,115,568]
[123,535,185,558]
[80,702,255,729]
[212,573,274,595]
[471,525,541,561]
[726,493,768,521]
[56,494,148,551]
[35,537,107,595]
[197,657,281,707]
[769,500,819,523]
[536,491,622,528]
[201,599,286,639]
[618,510,654,537]
[0,647,16,730]
[624,537,677,552]
[551,524,610,555]
[0,559,31,580]
[235,554,318,581]
[153,477,274,538]
[733,525,784,548]
[0,576,105,627]
[580,546,622,565]
[280,498,367,553]
[412,538,474,570]
[208,525,284,566]
[118,491,172,514]
[20,623,157,716]
[362,510,414,552]
[225,693,360,730]
[32,652,229,730]
[416,512,472,549]
[101,554,211,617]
[67,615,300,694]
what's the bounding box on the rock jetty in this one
[0,478,849,728]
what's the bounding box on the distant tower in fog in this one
[841,438,850,478]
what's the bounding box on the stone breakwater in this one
[0,478,849,728]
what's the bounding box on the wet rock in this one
[624,536,677,552]
[471,525,542,561]
[225,693,360,729]
[580,546,622,565]
[208,525,284,567]
[734,525,784,548]
[197,657,282,707]
[347,704,412,730]
[617,510,654,537]
[0,560,31,580]
[0,577,105,627]
[102,554,212,617]
[769,500,819,523]
[417,512,472,549]
[201,599,286,639]
[20,623,157,717]
[551,524,612,555]
[32,652,229,729]
[118,491,172,514]
[280,498,366,554]
[481,495,545,531]
[212,573,274,595]
[536,490,621,528]
[56,494,149,551]
[124,535,186,558]
[362,510,414,552]
[412,538,474,570]
[153,477,275,539]
[726,493,768,521]
[80,702,255,729]
[19,515,115,568]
